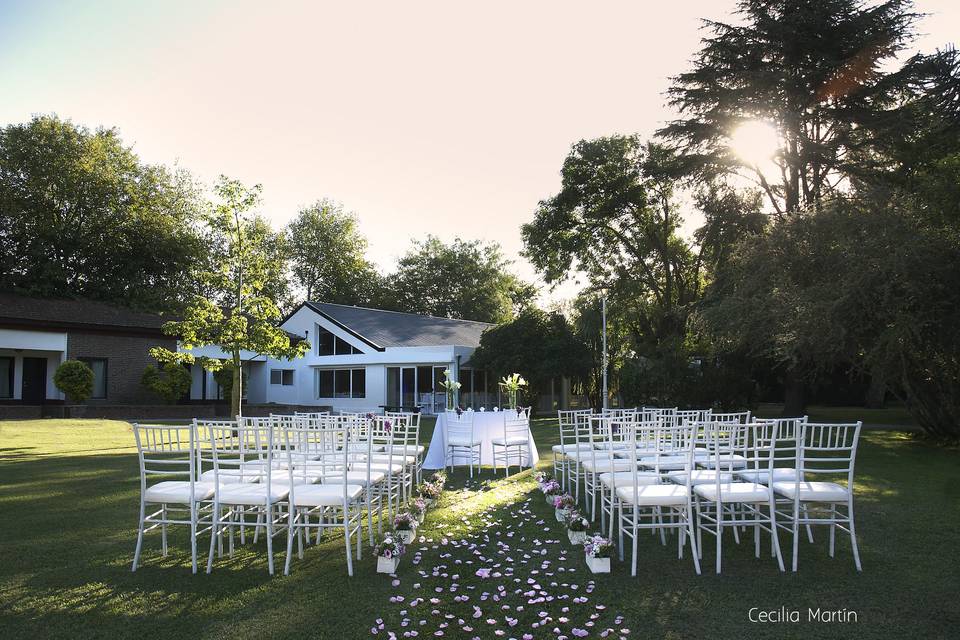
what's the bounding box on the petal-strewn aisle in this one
[369,475,632,639]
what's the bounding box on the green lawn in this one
[0,417,957,639]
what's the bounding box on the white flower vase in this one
[377,556,401,574]
[555,508,569,522]
[397,528,416,544]
[568,529,587,545]
[585,555,610,574]
[546,495,557,507]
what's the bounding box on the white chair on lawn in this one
[283,419,364,576]
[444,410,481,477]
[366,416,404,525]
[771,421,863,572]
[492,407,532,476]
[616,421,701,576]
[131,422,214,574]
[692,421,785,574]
[553,409,594,490]
[386,411,425,484]
[202,420,290,575]
[582,415,637,524]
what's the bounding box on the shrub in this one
[53,360,94,403]
[141,362,192,404]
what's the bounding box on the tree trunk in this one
[231,352,242,418]
[782,367,806,417]
[865,371,886,409]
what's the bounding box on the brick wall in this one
[67,331,177,405]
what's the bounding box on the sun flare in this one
[730,120,780,168]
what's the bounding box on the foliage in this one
[53,360,94,403]
[150,177,310,417]
[393,512,415,531]
[140,362,192,404]
[210,361,246,408]
[470,308,589,408]
[387,236,530,323]
[373,535,405,559]
[583,535,614,559]
[0,115,203,311]
[285,199,384,305]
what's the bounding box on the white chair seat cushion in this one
[599,471,659,488]
[199,469,260,484]
[697,454,748,469]
[216,483,290,505]
[551,443,593,454]
[581,459,636,473]
[593,442,632,450]
[271,471,322,485]
[448,437,483,446]
[693,482,770,503]
[771,481,849,502]
[145,481,215,503]
[384,445,425,455]
[737,468,800,484]
[367,462,405,474]
[637,455,690,471]
[324,470,387,486]
[491,436,529,446]
[665,470,734,485]
[368,454,418,465]
[615,484,690,506]
[290,484,364,507]
[563,449,599,461]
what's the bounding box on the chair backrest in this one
[797,422,862,484]
[706,420,778,497]
[626,420,696,493]
[132,423,196,492]
[710,410,751,424]
[284,420,350,504]
[201,418,275,493]
[446,410,475,443]
[558,409,592,449]
[697,420,750,470]
[504,408,529,441]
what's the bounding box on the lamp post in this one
[602,295,608,411]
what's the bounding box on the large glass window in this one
[80,358,107,399]
[0,357,12,398]
[317,326,362,356]
[270,369,294,385]
[317,368,365,398]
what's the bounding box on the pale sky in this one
[1,0,957,305]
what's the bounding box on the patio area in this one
[0,417,956,639]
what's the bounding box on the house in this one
[0,292,177,405]
[187,302,498,413]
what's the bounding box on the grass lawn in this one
[0,417,957,639]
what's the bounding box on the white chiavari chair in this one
[444,409,481,477]
[366,416,404,524]
[582,415,637,523]
[553,409,594,491]
[692,421,785,574]
[771,421,863,572]
[492,407,532,476]
[615,420,701,576]
[131,422,214,574]
[386,411,425,484]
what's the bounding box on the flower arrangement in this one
[375,535,405,573]
[540,479,561,505]
[534,471,551,485]
[565,511,590,545]
[419,482,442,501]
[393,512,415,530]
[583,534,613,573]
[498,373,528,410]
[429,470,447,485]
[552,493,575,510]
[438,369,461,411]
[409,497,427,522]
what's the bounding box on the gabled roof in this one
[302,302,492,350]
[0,291,168,335]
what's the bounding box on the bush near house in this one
[141,362,192,404]
[53,360,94,403]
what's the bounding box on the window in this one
[270,369,294,386]
[316,326,362,355]
[317,368,365,398]
[0,357,12,399]
[80,358,107,399]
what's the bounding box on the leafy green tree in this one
[285,200,383,305]
[388,236,530,323]
[0,115,203,311]
[150,177,310,417]
[141,362,192,404]
[570,294,630,409]
[54,360,94,403]
[469,308,590,411]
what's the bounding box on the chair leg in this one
[344,510,354,577]
[715,503,723,574]
[190,501,199,574]
[769,499,785,572]
[161,504,168,556]
[284,507,296,576]
[829,504,837,557]
[791,501,801,572]
[848,498,862,572]
[132,498,146,572]
[266,504,275,575]
[206,504,220,574]
[686,506,701,575]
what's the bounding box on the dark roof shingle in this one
[0,292,168,332]
[305,302,492,349]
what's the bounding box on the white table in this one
[422,411,540,470]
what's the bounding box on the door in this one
[401,367,415,408]
[22,357,47,404]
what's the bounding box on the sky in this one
[1,0,957,305]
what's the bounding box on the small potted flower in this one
[564,511,589,545]
[553,493,576,521]
[534,471,550,485]
[419,482,441,506]
[393,512,417,543]
[375,536,405,574]
[541,479,561,505]
[583,534,613,574]
[410,497,427,524]
[430,470,447,486]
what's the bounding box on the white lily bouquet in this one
[498,373,528,410]
[437,369,461,411]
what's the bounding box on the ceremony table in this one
[422,410,540,470]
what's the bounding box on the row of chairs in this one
[555,409,863,574]
[131,411,422,576]
[442,407,532,476]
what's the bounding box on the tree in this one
[141,362,192,404]
[388,236,529,323]
[54,360,94,403]
[469,308,590,411]
[0,115,204,311]
[285,200,383,305]
[150,177,310,417]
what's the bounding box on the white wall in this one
[0,330,67,401]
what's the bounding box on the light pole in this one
[601,294,608,411]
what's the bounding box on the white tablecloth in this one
[422,412,540,469]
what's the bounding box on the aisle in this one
[368,474,632,639]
